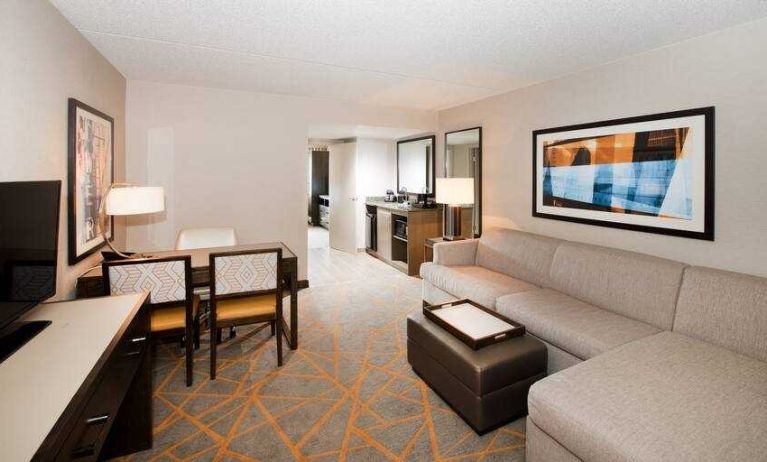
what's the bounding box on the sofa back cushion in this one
[673,267,767,362]
[549,242,686,330]
[475,228,561,287]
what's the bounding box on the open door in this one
[328,141,358,254]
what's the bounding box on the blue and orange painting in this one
[542,128,692,219]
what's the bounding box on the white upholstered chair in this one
[175,227,238,250]
[175,227,238,300]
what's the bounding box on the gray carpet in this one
[121,248,526,461]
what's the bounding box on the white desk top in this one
[0,293,146,462]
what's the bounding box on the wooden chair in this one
[209,248,283,379]
[103,256,200,386]
[175,227,239,338]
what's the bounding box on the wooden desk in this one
[76,242,301,350]
[0,293,151,461]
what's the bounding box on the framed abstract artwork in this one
[68,98,114,264]
[533,107,714,240]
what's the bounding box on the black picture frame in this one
[444,126,482,237]
[397,135,436,197]
[68,98,115,265]
[532,107,714,240]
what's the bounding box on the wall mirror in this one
[397,135,435,196]
[445,127,482,237]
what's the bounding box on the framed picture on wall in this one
[68,98,114,264]
[533,107,714,240]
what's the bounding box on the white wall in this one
[438,18,767,277]
[126,81,435,279]
[355,138,397,248]
[0,0,126,299]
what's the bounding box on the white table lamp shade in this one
[105,186,165,216]
[436,178,474,205]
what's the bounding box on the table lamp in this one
[436,177,474,241]
[100,184,165,259]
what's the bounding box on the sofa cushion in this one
[496,289,659,360]
[433,239,479,266]
[421,278,459,305]
[475,228,561,287]
[674,266,767,362]
[419,263,537,309]
[549,241,686,330]
[528,331,767,462]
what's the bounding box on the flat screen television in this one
[0,180,61,362]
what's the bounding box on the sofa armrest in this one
[433,239,479,266]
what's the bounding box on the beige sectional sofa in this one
[420,228,767,462]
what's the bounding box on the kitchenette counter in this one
[365,200,442,214]
[365,200,442,276]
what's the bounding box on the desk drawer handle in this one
[85,413,109,425]
[131,336,147,343]
[123,350,142,358]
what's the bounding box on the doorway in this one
[308,146,330,249]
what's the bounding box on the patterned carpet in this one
[121,248,527,461]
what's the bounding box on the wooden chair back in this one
[102,256,194,328]
[209,248,283,302]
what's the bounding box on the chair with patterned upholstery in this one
[103,256,200,386]
[209,248,283,378]
[175,227,239,339]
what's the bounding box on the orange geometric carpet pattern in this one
[121,250,526,461]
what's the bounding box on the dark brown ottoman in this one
[407,310,547,433]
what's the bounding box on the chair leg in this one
[275,318,283,367]
[194,317,201,350]
[185,327,194,387]
[229,326,236,339]
[210,321,217,380]
[217,328,223,344]
[270,320,276,336]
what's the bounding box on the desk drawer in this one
[54,306,150,461]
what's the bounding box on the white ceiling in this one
[307,124,424,140]
[51,0,767,111]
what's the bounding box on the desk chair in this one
[175,227,239,337]
[209,248,283,379]
[103,256,200,386]
[175,227,238,250]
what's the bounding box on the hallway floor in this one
[308,226,329,249]
[124,248,526,461]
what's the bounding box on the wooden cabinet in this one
[368,204,441,276]
[49,304,151,461]
[376,209,392,261]
[0,294,152,462]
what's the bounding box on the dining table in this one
[76,242,300,350]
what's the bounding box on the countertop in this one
[366,200,442,213]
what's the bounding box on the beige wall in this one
[125,81,435,279]
[0,0,126,299]
[438,19,767,277]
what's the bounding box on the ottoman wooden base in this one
[407,311,547,433]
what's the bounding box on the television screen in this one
[0,181,60,330]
